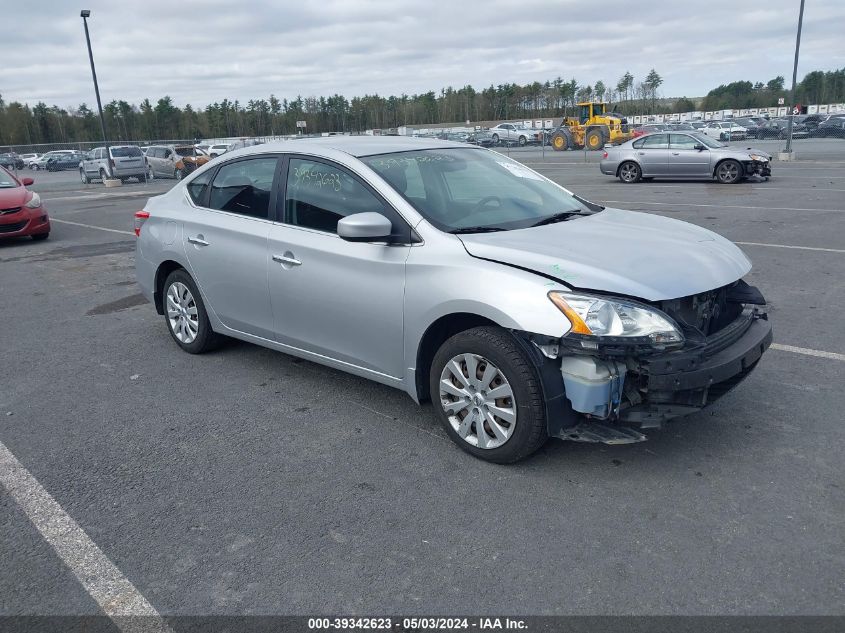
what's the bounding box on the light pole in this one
[80,10,109,163]
[784,0,806,155]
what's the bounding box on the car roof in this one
[226,136,476,158]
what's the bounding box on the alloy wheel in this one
[620,163,639,182]
[166,282,199,344]
[717,161,739,183]
[439,353,516,449]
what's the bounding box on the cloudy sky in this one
[4,0,844,109]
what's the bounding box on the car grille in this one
[0,206,22,215]
[0,220,28,233]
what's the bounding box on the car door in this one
[147,148,162,176]
[266,156,411,378]
[634,134,670,176]
[84,149,100,175]
[180,156,278,339]
[668,133,711,177]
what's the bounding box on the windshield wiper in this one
[530,211,585,227]
[449,226,507,234]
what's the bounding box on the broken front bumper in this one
[620,315,772,427]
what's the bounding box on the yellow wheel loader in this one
[549,102,634,151]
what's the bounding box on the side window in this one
[186,170,212,206]
[163,149,172,159]
[367,155,426,202]
[208,158,277,218]
[285,158,387,234]
[669,134,698,149]
[640,134,669,149]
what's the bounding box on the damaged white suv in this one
[135,137,772,463]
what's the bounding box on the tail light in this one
[134,210,150,237]
[602,151,608,159]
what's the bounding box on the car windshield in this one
[111,146,142,157]
[691,133,725,148]
[0,169,18,187]
[362,148,595,232]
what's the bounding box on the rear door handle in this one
[272,254,302,266]
[187,236,209,246]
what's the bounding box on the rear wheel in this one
[99,169,108,182]
[715,159,743,184]
[618,161,641,183]
[430,326,547,463]
[491,133,500,145]
[162,269,221,354]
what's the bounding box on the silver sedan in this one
[135,137,771,462]
[600,132,772,184]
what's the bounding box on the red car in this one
[0,166,50,241]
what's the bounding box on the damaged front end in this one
[515,280,773,445]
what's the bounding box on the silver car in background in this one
[80,145,147,183]
[600,132,772,184]
[135,137,772,463]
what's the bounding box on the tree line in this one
[1,67,843,146]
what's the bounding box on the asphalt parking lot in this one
[1,147,844,624]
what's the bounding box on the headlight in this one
[748,154,768,162]
[548,291,683,345]
[25,192,41,208]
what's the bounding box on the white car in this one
[488,124,537,146]
[699,122,747,141]
[207,143,232,158]
[19,153,40,166]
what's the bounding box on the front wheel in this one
[163,270,221,354]
[79,169,90,184]
[618,161,642,183]
[518,135,527,146]
[716,159,743,184]
[430,326,547,463]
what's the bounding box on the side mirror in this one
[337,212,393,242]
[22,177,34,186]
[694,144,706,151]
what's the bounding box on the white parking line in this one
[51,218,134,236]
[0,440,172,632]
[771,343,845,362]
[735,241,845,254]
[43,190,161,203]
[599,200,845,213]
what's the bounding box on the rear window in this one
[111,147,143,158]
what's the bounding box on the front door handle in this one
[188,236,209,246]
[272,254,302,266]
[637,151,645,156]
[671,152,680,155]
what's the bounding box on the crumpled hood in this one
[458,208,751,301]
[727,144,772,159]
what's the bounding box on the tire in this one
[618,161,642,183]
[491,133,499,145]
[99,169,108,182]
[146,165,154,181]
[429,326,548,463]
[174,168,183,180]
[162,269,222,354]
[31,165,39,171]
[778,131,785,140]
[715,159,743,184]
[585,129,603,150]
[79,169,90,184]
[518,135,527,146]
[31,233,49,241]
[550,132,570,151]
